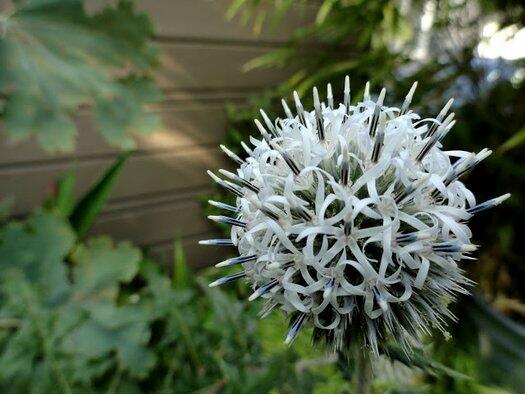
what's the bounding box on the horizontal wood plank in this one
[0,145,229,215]
[0,98,245,166]
[84,0,316,44]
[91,191,213,245]
[147,231,233,270]
[155,41,296,91]
[91,194,234,269]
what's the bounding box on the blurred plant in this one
[0,0,161,152]
[0,156,330,393]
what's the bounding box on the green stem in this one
[355,348,371,394]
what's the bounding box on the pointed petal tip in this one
[496,193,511,204]
[207,170,221,183]
[378,87,386,102]
[462,244,479,253]
[218,169,234,179]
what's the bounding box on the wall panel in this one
[0,0,306,267]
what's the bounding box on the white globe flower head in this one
[200,77,510,355]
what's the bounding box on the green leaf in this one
[69,152,130,238]
[0,0,161,152]
[498,125,525,153]
[173,237,190,290]
[65,316,156,378]
[384,342,470,380]
[226,0,248,21]
[71,237,141,300]
[46,168,76,217]
[466,295,525,391]
[0,211,75,303]
[94,76,162,149]
[316,0,337,25]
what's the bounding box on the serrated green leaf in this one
[0,211,75,303]
[71,237,141,300]
[0,0,161,152]
[69,152,129,238]
[65,317,156,378]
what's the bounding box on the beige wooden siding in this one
[0,0,315,266]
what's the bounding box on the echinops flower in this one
[200,77,509,354]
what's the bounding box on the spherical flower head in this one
[201,77,509,355]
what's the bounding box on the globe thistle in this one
[200,77,509,355]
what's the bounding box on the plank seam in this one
[101,185,213,216]
[0,142,222,172]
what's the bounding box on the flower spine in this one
[201,77,510,354]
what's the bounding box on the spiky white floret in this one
[202,77,509,354]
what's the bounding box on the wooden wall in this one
[0,0,314,267]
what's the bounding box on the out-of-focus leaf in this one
[242,46,296,72]
[69,152,129,238]
[498,125,525,153]
[316,0,337,25]
[384,343,470,380]
[94,76,162,149]
[466,295,525,392]
[71,237,140,300]
[0,0,161,152]
[173,237,190,290]
[0,211,75,303]
[226,0,248,21]
[65,316,156,378]
[46,168,76,217]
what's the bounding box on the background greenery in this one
[0,0,161,152]
[0,162,506,393]
[0,0,524,392]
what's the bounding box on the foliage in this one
[0,0,161,152]
[0,161,325,393]
[69,152,130,238]
[0,210,304,392]
[0,161,484,394]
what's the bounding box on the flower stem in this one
[355,347,372,394]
